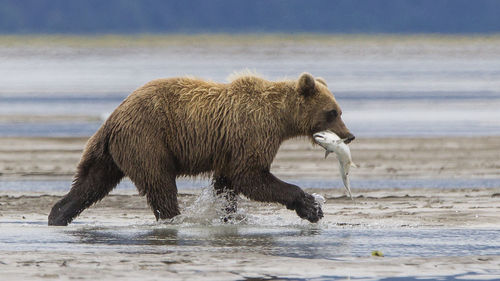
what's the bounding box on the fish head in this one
[313,130,341,149]
[313,130,339,142]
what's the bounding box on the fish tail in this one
[340,166,354,200]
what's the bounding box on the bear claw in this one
[293,192,324,223]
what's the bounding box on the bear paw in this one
[290,192,324,223]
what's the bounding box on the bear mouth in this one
[344,135,355,144]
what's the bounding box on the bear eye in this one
[325,109,338,122]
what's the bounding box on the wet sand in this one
[1,250,499,281]
[1,136,500,280]
[2,186,500,230]
[1,136,500,180]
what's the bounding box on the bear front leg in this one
[213,175,238,214]
[233,171,323,223]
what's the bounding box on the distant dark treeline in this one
[1,0,500,34]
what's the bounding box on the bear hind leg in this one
[143,177,180,221]
[122,152,180,221]
[48,152,124,226]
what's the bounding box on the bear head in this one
[295,73,355,143]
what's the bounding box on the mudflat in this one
[1,136,500,180]
[1,136,499,280]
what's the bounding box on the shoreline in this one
[3,33,500,47]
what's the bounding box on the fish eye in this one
[325,109,338,122]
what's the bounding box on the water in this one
[1,37,500,137]
[1,181,499,259]
[1,223,499,259]
[2,183,499,280]
[1,178,500,193]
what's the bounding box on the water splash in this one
[159,186,324,228]
[166,186,248,225]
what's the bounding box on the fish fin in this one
[351,162,358,168]
[324,150,331,159]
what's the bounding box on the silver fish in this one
[313,130,357,200]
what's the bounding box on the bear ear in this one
[316,77,327,87]
[297,73,316,97]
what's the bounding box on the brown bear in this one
[48,73,354,226]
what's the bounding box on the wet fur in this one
[48,73,353,226]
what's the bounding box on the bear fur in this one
[48,73,354,226]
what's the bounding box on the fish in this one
[313,130,357,200]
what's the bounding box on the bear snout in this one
[344,134,355,144]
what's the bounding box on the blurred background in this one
[0,0,500,137]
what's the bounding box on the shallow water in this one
[1,184,499,280]
[0,222,499,260]
[1,178,500,193]
[2,183,499,259]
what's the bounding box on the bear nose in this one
[344,134,355,144]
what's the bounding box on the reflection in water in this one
[70,227,180,246]
[59,225,500,259]
[67,224,337,259]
